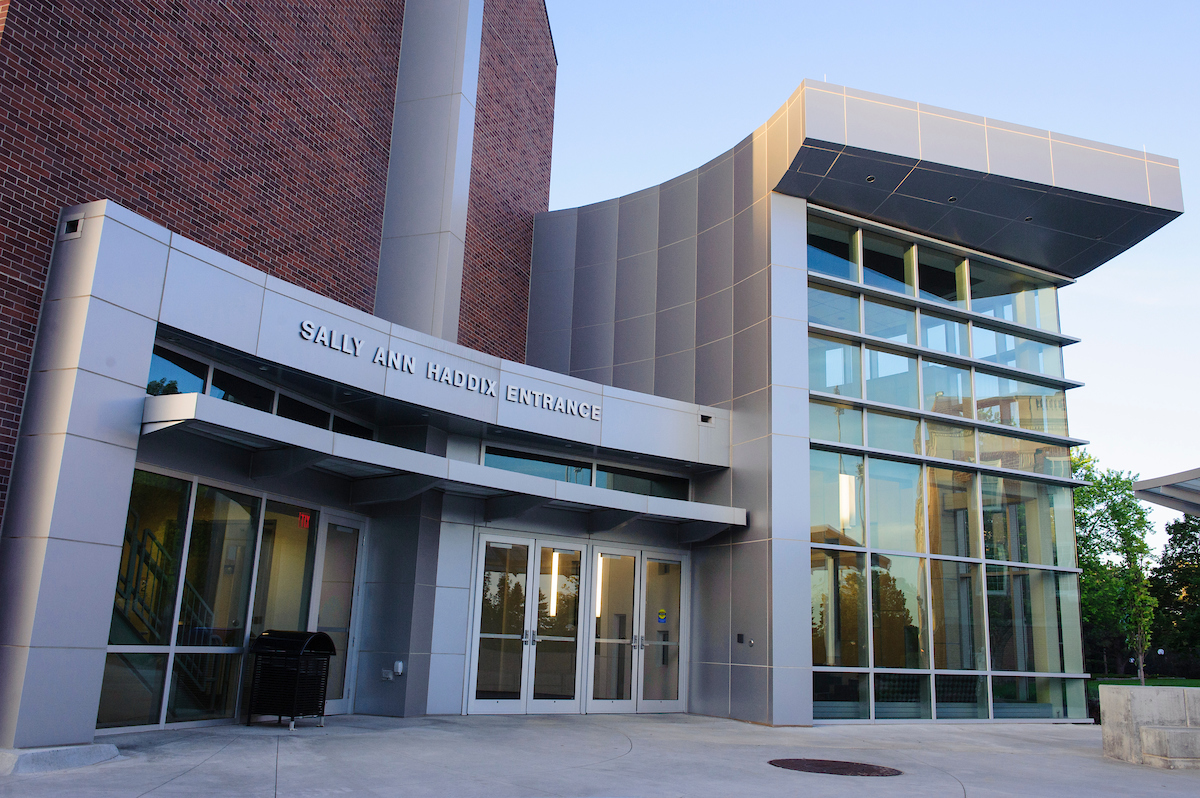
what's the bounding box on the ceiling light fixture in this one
[865,175,876,183]
[947,196,957,203]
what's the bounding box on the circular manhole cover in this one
[769,758,902,777]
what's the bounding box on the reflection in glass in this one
[593,553,636,700]
[251,501,318,638]
[809,401,863,445]
[807,217,858,281]
[147,346,207,396]
[97,652,167,728]
[972,326,1063,378]
[921,313,970,357]
[931,560,985,670]
[866,411,920,455]
[111,470,192,646]
[874,672,931,719]
[864,299,916,344]
[975,371,1068,436]
[981,476,1075,567]
[642,559,682,701]
[872,554,928,668]
[809,336,861,398]
[534,547,581,700]
[869,459,924,552]
[865,347,918,407]
[276,394,331,430]
[992,676,1087,719]
[978,432,1071,478]
[814,672,870,719]
[596,466,688,500]
[970,262,1060,332]
[927,468,979,558]
[936,674,987,719]
[209,369,274,412]
[486,448,592,485]
[178,486,260,646]
[922,361,973,418]
[808,285,859,332]
[925,422,976,463]
[476,542,528,699]
[317,523,360,700]
[986,567,1083,673]
[811,550,867,667]
[166,653,242,722]
[863,233,913,295]
[918,249,966,308]
[810,450,865,546]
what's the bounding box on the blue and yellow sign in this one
[657,609,667,624]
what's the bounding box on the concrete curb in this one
[0,743,120,775]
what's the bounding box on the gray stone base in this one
[0,743,119,775]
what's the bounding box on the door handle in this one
[522,629,529,646]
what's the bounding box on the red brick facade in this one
[0,1,405,522]
[458,0,556,361]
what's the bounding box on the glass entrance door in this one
[314,518,364,715]
[467,535,585,714]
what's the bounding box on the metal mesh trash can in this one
[246,630,336,730]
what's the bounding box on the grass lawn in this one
[1087,676,1200,699]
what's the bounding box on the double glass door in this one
[467,534,686,715]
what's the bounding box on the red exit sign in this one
[298,512,310,529]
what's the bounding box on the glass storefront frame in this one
[98,463,369,733]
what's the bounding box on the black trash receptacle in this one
[246,630,336,730]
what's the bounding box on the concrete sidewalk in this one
[2,714,1198,797]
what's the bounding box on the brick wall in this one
[457,0,556,362]
[0,0,404,523]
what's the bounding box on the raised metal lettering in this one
[453,370,466,387]
[579,402,589,417]
[373,347,387,366]
[427,362,439,380]
[484,379,496,397]
[467,374,480,392]
[591,405,601,421]
[300,320,316,340]
[403,355,415,373]
[314,326,329,346]
[506,385,518,402]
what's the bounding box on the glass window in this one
[864,299,916,344]
[250,501,319,637]
[596,465,688,500]
[872,554,929,669]
[931,561,985,670]
[868,458,924,552]
[863,233,913,295]
[814,672,870,719]
[974,371,1068,437]
[332,416,374,440]
[981,476,1076,567]
[319,523,361,701]
[874,673,931,719]
[986,567,1083,673]
[485,447,592,485]
[920,313,970,357]
[809,336,861,398]
[864,347,918,408]
[110,470,192,646]
[927,468,979,558]
[978,432,1071,479]
[96,652,167,728]
[276,394,331,430]
[992,676,1087,719]
[925,422,976,463]
[807,217,858,281]
[165,652,242,722]
[935,674,987,719]
[917,248,966,308]
[147,346,207,396]
[809,401,863,446]
[922,361,972,418]
[177,486,261,646]
[808,285,859,332]
[209,369,274,412]
[810,449,865,546]
[970,262,1060,332]
[972,326,1064,378]
[866,411,920,455]
[811,549,868,668]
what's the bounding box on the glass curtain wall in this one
[805,211,1085,722]
[98,469,324,729]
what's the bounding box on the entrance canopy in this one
[1134,468,1200,516]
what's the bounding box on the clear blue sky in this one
[543,0,1200,550]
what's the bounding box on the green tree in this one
[1150,515,1200,676]
[1072,450,1157,681]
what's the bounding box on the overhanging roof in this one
[141,393,745,540]
[1134,468,1200,516]
[767,82,1182,278]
